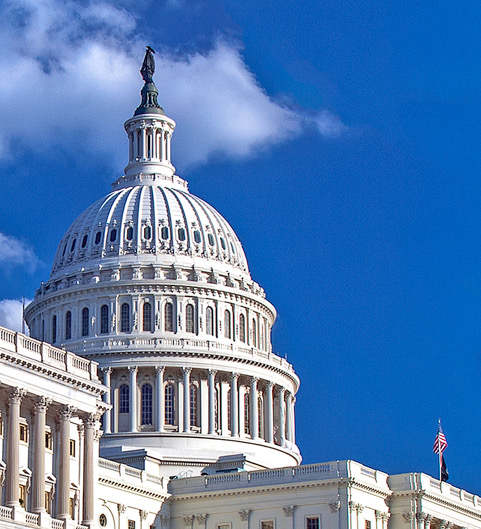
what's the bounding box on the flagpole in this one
[438,419,442,481]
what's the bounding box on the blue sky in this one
[0,0,481,493]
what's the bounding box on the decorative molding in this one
[196,514,207,524]
[283,505,295,517]
[183,515,195,526]
[118,504,127,514]
[329,501,341,513]
[238,510,250,521]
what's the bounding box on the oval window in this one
[230,242,235,254]
[99,514,107,528]
[81,234,88,248]
[178,228,186,241]
[220,237,226,250]
[70,239,76,252]
[144,226,152,239]
[208,234,214,246]
[62,242,67,256]
[110,229,117,242]
[126,227,133,241]
[161,226,169,240]
[194,230,201,243]
[95,231,102,245]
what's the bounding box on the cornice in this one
[0,350,105,396]
[98,475,168,501]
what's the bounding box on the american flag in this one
[433,422,448,454]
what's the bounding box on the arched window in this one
[206,306,214,336]
[65,311,72,340]
[244,392,250,434]
[165,383,175,425]
[143,302,152,332]
[119,384,129,414]
[239,314,246,343]
[224,310,231,339]
[252,318,257,348]
[121,303,130,332]
[215,387,219,431]
[258,395,264,438]
[186,304,195,334]
[141,384,153,425]
[100,305,109,334]
[164,302,173,332]
[52,315,57,344]
[81,307,89,337]
[190,384,198,427]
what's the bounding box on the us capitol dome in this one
[24,49,300,476]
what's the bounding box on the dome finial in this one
[134,46,165,116]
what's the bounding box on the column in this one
[141,127,146,159]
[250,378,258,440]
[32,397,51,513]
[278,388,286,446]
[5,387,26,507]
[177,375,184,433]
[156,366,165,432]
[101,368,111,434]
[266,382,274,444]
[183,368,192,432]
[208,370,217,435]
[285,392,292,444]
[230,373,239,437]
[161,131,166,161]
[57,405,75,520]
[128,366,138,432]
[82,414,96,527]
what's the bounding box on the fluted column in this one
[183,368,192,432]
[285,392,292,443]
[5,388,26,507]
[278,388,286,446]
[57,405,76,519]
[82,414,96,527]
[101,368,112,434]
[266,382,274,444]
[156,366,165,432]
[128,366,138,432]
[230,373,239,437]
[32,397,52,513]
[250,378,258,440]
[208,370,217,435]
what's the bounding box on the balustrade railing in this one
[0,506,13,520]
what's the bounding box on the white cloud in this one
[0,232,39,273]
[0,0,346,169]
[0,298,31,333]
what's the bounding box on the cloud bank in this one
[0,0,346,169]
[0,232,39,273]
[0,298,31,333]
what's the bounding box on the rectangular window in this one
[19,422,29,443]
[45,430,52,450]
[129,521,136,529]
[45,492,51,514]
[366,522,371,529]
[69,497,76,519]
[261,522,274,529]
[306,518,320,529]
[70,439,76,457]
[19,485,26,507]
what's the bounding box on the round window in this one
[99,514,107,527]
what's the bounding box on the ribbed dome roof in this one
[50,184,249,280]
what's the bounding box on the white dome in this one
[50,183,249,281]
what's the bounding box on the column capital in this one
[156,365,165,374]
[183,367,192,375]
[33,396,52,413]
[128,366,138,374]
[82,412,97,429]
[140,510,148,521]
[183,515,195,526]
[266,381,274,389]
[118,504,127,514]
[283,505,295,517]
[9,387,26,404]
[100,366,112,375]
[208,369,217,376]
[231,372,239,381]
[196,514,207,524]
[329,501,341,513]
[58,404,76,421]
[251,376,258,384]
[416,513,427,522]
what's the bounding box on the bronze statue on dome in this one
[140,46,156,83]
